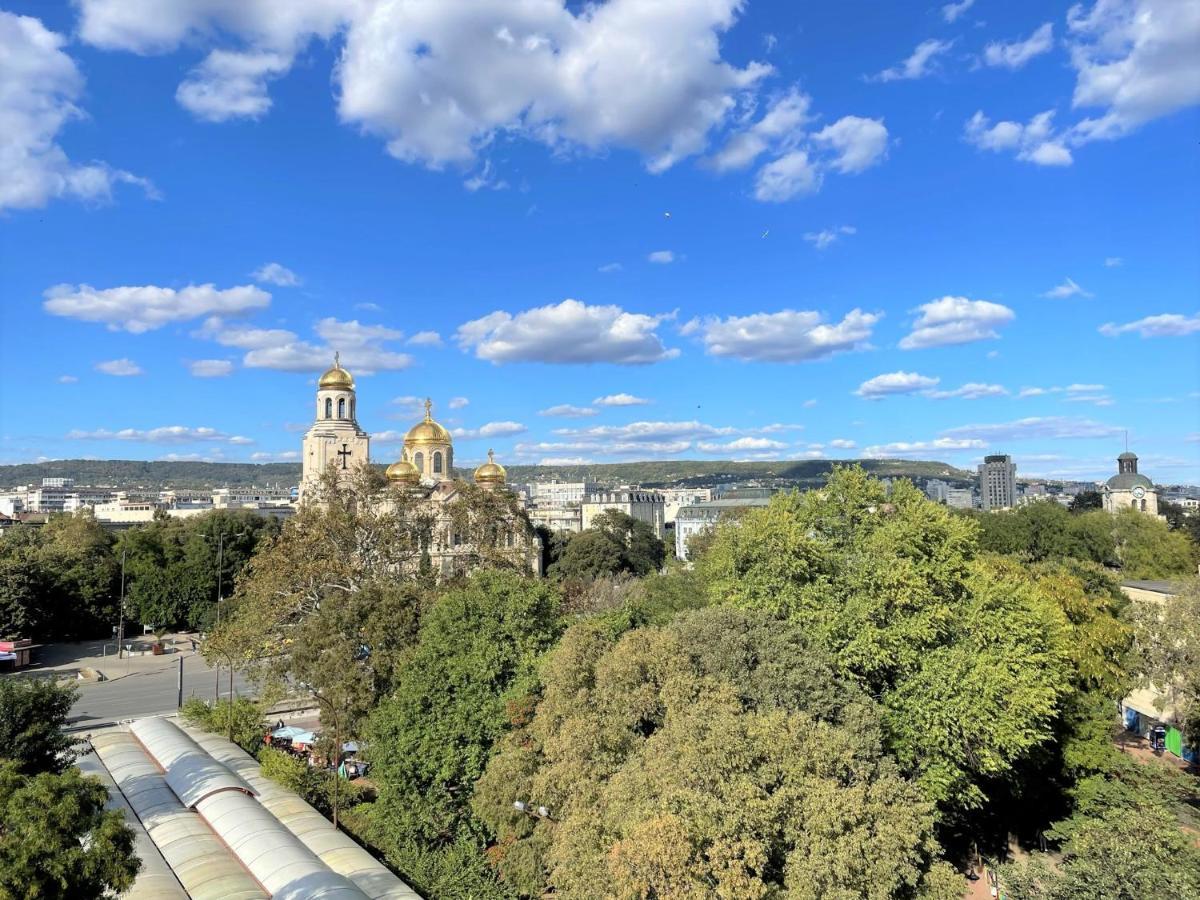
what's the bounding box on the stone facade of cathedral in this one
[300,357,541,576]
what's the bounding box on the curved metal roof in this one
[1105,472,1153,490]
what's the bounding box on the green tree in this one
[180,696,267,754]
[0,677,78,775]
[1109,508,1197,578]
[367,571,562,847]
[549,510,664,581]
[1067,490,1102,512]
[475,607,949,899]
[1133,578,1200,745]
[0,762,140,899]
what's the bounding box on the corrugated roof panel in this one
[130,718,253,807]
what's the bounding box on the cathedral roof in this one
[318,353,354,390]
[474,449,506,486]
[385,459,420,486]
[405,399,451,445]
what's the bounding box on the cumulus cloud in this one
[44,283,270,333]
[407,330,443,347]
[188,359,233,377]
[197,315,413,373]
[594,393,651,407]
[811,116,889,174]
[754,150,821,202]
[553,420,735,446]
[67,425,252,444]
[539,404,597,418]
[448,396,469,409]
[829,438,857,449]
[941,416,1122,441]
[57,375,78,384]
[0,11,153,212]
[964,110,1073,166]
[1099,313,1200,338]
[873,38,955,82]
[1042,277,1093,299]
[251,450,300,461]
[926,382,1010,400]
[1019,383,1107,398]
[699,308,880,363]
[452,421,527,440]
[1104,256,1123,267]
[251,262,301,286]
[648,250,676,264]
[984,23,1054,70]
[696,436,787,452]
[864,437,987,457]
[598,262,623,274]
[899,296,1016,350]
[456,299,677,365]
[709,88,812,171]
[804,225,856,250]
[94,358,143,376]
[856,371,940,399]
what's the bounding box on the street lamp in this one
[197,529,249,702]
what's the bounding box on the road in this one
[67,654,252,730]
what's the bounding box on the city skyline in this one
[2,1,1198,482]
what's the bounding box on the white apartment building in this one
[924,480,950,504]
[212,487,292,508]
[978,454,1017,510]
[945,488,976,510]
[92,500,159,524]
[675,497,771,560]
[0,480,114,514]
[526,502,583,534]
[581,490,666,539]
[661,487,714,525]
[530,480,597,505]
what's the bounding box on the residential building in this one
[924,479,950,504]
[945,487,976,509]
[675,497,771,560]
[661,487,714,524]
[582,489,666,539]
[525,501,583,534]
[530,480,597,505]
[978,454,1017,510]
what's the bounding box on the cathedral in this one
[300,355,540,574]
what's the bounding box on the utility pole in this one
[214,531,223,702]
[116,550,126,660]
[177,655,184,709]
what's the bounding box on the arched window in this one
[1131,499,1138,509]
[324,398,332,418]
[433,451,443,474]
[414,451,424,473]
[1140,499,1147,512]
[337,398,346,418]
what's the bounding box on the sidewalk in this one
[25,633,203,683]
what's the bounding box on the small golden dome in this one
[318,352,354,390]
[386,459,420,485]
[404,398,452,444]
[474,449,507,486]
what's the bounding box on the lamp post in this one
[200,528,248,702]
[115,549,126,660]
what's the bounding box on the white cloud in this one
[448,396,469,409]
[462,159,509,192]
[696,436,788,452]
[407,330,443,347]
[537,456,594,466]
[942,416,1122,441]
[811,117,889,173]
[856,371,940,399]
[354,302,383,312]
[1099,313,1200,338]
[452,421,527,440]
[197,315,413,373]
[251,262,301,287]
[648,250,676,264]
[539,405,597,418]
[709,88,812,172]
[598,262,623,273]
[251,450,300,461]
[899,296,1016,350]
[177,49,291,121]
[829,438,857,449]
[554,420,735,445]
[1104,256,1123,267]
[984,23,1054,70]
[44,283,270,333]
[1019,383,1108,398]
[94,358,143,376]
[864,437,987,457]
[873,39,954,82]
[754,150,821,202]
[189,359,234,377]
[456,299,677,365]
[802,399,818,408]
[699,308,879,363]
[804,225,856,250]
[964,110,1073,166]
[67,425,252,444]
[943,0,976,23]
[1067,0,1200,145]
[57,374,78,384]
[926,382,1010,400]
[1042,277,1093,299]
[593,393,650,407]
[0,11,153,212]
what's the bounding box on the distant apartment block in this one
[582,490,666,539]
[978,454,1017,510]
[924,479,950,504]
[945,487,976,510]
[675,497,770,560]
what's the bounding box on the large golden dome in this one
[318,353,354,390]
[405,399,451,444]
[473,449,506,486]
[385,458,420,486]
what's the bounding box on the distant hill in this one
[0,457,974,491]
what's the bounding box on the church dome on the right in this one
[1101,450,1159,516]
[473,449,507,489]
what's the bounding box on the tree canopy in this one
[548,510,664,581]
[0,677,78,776]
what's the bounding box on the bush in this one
[180,696,266,754]
[258,746,367,818]
[0,676,78,775]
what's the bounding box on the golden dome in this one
[318,352,354,390]
[474,449,507,486]
[404,398,452,444]
[385,459,420,485]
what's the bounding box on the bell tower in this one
[300,353,371,502]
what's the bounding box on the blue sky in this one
[1,0,1197,483]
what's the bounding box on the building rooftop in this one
[1121,580,1180,596]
